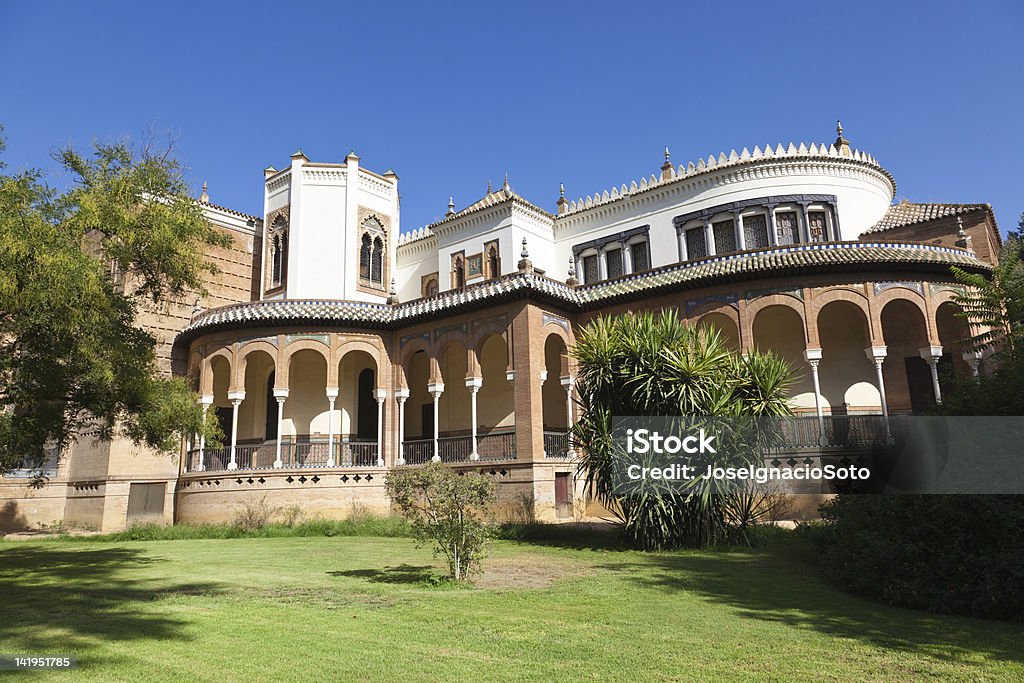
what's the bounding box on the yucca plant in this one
[571,309,793,549]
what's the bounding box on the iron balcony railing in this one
[401,429,517,465]
[543,430,570,459]
[187,439,379,473]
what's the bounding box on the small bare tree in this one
[385,463,496,581]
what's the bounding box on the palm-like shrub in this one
[572,310,793,549]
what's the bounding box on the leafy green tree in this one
[951,228,1024,361]
[385,463,496,580]
[571,310,793,549]
[940,224,1024,415]
[0,126,228,474]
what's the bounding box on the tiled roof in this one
[864,202,989,235]
[177,241,989,345]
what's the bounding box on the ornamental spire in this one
[200,181,209,203]
[661,146,674,180]
[557,182,568,215]
[446,196,455,217]
[503,172,510,192]
[834,119,851,156]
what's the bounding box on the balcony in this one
[401,429,517,465]
[187,439,379,473]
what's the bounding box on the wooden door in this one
[555,473,571,518]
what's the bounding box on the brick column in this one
[511,303,545,462]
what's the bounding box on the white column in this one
[621,241,633,274]
[197,395,213,472]
[766,207,778,247]
[865,346,890,435]
[963,350,982,378]
[227,390,245,470]
[799,203,812,243]
[704,218,716,256]
[273,388,289,468]
[428,382,444,462]
[598,250,608,280]
[919,346,944,405]
[804,349,825,441]
[395,388,409,465]
[325,387,338,466]
[374,389,387,467]
[466,377,482,460]
[677,229,688,262]
[734,212,746,251]
[561,375,575,458]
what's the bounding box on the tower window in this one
[776,211,798,245]
[487,244,500,279]
[358,216,387,289]
[605,248,623,279]
[630,241,650,272]
[808,211,828,242]
[712,220,737,254]
[268,215,288,289]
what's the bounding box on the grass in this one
[1,531,1021,681]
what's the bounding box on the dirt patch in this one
[473,556,582,590]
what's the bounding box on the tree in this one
[385,463,496,581]
[951,229,1024,361]
[571,310,794,549]
[0,126,228,474]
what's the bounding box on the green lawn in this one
[1,533,1021,681]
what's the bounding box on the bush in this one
[385,463,496,581]
[231,497,276,531]
[811,495,1024,621]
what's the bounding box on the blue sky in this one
[2,2,1021,234]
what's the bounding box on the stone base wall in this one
[0,480,68,531]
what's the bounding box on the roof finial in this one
[661,146,674,180]
[557,182,568,215]
[518,236,533,272]
[446,196,455,217]
[387,277,398,305]
[503,172,510,192]
[834,119,851,156]
[566,255,577,286]
[487,179,493,193]
[955,215,974,253]
[200,180,209,203]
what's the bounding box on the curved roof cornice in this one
[177,241,986,348]
[554,143,895,225]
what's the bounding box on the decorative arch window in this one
[485,241,501,279]
[422,274,439,297]
[358,217,386,288]
[268,215,289,289]
[452,255,465,289]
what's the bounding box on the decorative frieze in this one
[285,333,330,346]
[685,293,738,315]
[433,323,468,341]
[542,312,570,333]
[745,286,803,301]
[873,281,923,296]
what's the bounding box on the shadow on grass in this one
[330,564,436,584]
[595,538,1024,666]
[0,545,220,653]
[493,522,628,551]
